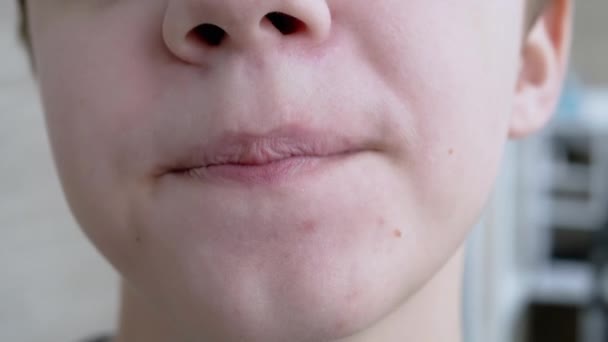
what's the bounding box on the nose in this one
[162,0,332,64]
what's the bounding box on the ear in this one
[509,0,573,139]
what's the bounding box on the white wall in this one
[571,0,608,85]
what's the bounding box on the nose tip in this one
[162,0,332,63]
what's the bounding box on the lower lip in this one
[180,154,353,185]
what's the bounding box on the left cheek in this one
[409,87,510,224]
[433,120,506,217]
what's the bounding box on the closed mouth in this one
[164,125,369,184]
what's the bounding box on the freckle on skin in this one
[377,217,385,227]
[393,229,402,238]
[335,319,347,333]
[448,148,454,155]
[300,219,317,234]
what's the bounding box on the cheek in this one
[30,9,170,265]
[382,10,519,224]
[33,1,173,180]
[406,70,512,236]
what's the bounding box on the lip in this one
[167,125,367,185]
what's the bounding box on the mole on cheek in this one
[448,148,454,155]
[393,229,402,238]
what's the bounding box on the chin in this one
[119,210,446,342]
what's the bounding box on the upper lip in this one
[171,124,366,171]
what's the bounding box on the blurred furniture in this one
[520,122,608,342]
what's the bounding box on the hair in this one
[16,0,550,57]
[17,0,29,56]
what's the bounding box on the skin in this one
[26,0,571,341]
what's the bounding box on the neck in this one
[113,281,185,342]
[114,247,464,342]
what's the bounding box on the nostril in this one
[191,23,227,47]
[265,12,305,35]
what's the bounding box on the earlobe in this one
[509,0,572,139]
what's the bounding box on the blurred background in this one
[1,1,607,341]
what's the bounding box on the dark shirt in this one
[83,335,112,342]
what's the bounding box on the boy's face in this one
[27,1,564,341]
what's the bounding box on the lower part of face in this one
[30,0,524,341]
